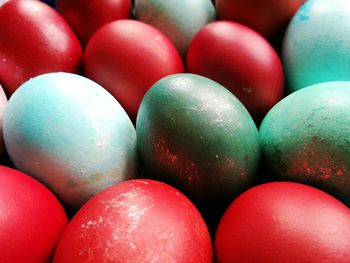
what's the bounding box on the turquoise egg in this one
[3,72,140,208]
[259,81,350,205]
[134,0,215,58]
[282,0,350,92]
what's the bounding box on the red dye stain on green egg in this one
[136,73,260,206]
[260,81,350,205]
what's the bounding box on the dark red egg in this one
[0,165,68,263]
[0,0,82,96]
[215,182,350,263]
[53,179,212,263]
[84,19,184,121]
[215,0,304,41]
[56,0,132,46]
[187,21,284,121]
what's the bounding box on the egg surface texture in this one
[134,0,215,58]
[260,81,350,205]
[283,0,350,91]
[3,72,140,208]
[136,73,260,205]
[215,182,350,263]
[0,165,67,263]
[53,179,212,263]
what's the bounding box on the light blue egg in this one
[3,72,140,208]
[134,0,215,58]
[282,0,350,92]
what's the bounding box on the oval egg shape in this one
[136,73,260,206]
[259,81,350,205]
[3,72,140,208]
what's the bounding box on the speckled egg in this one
[259,81,350,205]
[134,0,215,58]
[3,72,140,208]
[282,0,350,92]
[136,73,260,206]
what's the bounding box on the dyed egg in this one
[0,0,82,96]
[215,182,350,263]
[216,0,304,42]
[56,0,132,46]
[53,179,212,263]
[0,165,67,263]
[3,72,140,208]
[84,19,184,121]
[134,0,215,58]
[0,85,7,154]
[136,74,260,205]
[283,0,350,92]
[259,81,350,205]
[187,21,284,122]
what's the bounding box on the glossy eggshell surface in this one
[3,72,140,208]
[56,0,132,46]
[134,0,215,58]
[215,182,350,263]
[283,0,350,91]
[259,81,350,205]
[84,19,184,121]
[0,165,68,263]
[0,0,82,96]
[136,74,260,205]
[0,84,7,154]
[187,21,284,121]
[53,179,212,263]
[215,0,304,41]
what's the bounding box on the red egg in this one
[56,0,132,46]
[0,0,82,96]
[0,84,7,154]
[0,165,68,263]
[84,19,184,121]
[53,179,212,263]
[215,0,304,41]
[215,182,350,263]
[187,21,284,121]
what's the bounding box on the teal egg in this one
[3,72,140,208]
[259,81,350,205]
[282,0,350,92]
[134,0,215,58]
[136,73,260,206]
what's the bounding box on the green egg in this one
[260,81,350,205]
[136,73,260,205]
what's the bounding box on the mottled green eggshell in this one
[260,81,350,205]
[136,74,260,205]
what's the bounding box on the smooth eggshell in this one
[216,0,304,42]
[0,165,67,263]
[0,84,7,154]
[134,0,215,58]
[282,0,350,91]
[259,81,350,205]
[0,0,82,96]
[84,19,184,121]
[187,21,284,122]
[56,0,132,46]
[53,179,212,263]
[215,182,350,263]
[3,72,140,208]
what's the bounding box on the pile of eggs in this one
[0,0,350,262]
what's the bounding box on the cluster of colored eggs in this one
[0,0,350,262]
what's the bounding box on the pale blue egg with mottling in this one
[282,0,350,92]
[134,0,215,58]
[3,72,140,208]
